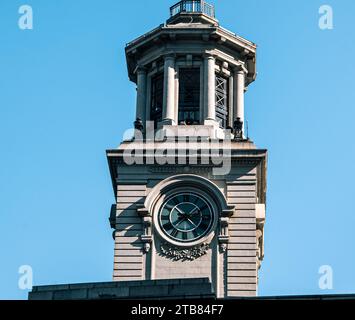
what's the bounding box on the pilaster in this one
[162,55,176,125]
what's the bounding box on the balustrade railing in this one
[170,0,215,18]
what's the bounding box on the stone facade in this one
[108,1,267,299]
[108,141,266,298]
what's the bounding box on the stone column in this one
[162,55,176,125]
[233,67,246,132]
[228,75,234,128]
[204,54,216,125]
[136,66,147,124]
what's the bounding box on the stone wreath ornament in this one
[160,243,210,261]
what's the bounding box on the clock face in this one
[159,193,214,243]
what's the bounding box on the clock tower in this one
[107,0,267,298]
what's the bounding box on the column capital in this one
[134,65,147,75]
[163,53,176,61]
[203,52,217,60]
[232,64,248,74]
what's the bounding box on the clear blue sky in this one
[1,0,354,300]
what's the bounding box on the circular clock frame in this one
[153,187,218,248]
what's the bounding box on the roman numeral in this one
[192,196,199,204]
[165,202,174,210]
[161,214,169,221]
[193,229,199,238]
[196,221,210,235]
[163,223,174,231]
[200,220,210,228]
[171,229,180,238]
[199,205,208,211]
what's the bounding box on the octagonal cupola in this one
[126,0,257,139]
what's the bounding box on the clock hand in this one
[186,218,197,228]
[175,207,186,216]
[188,209,200,217]
[174,218,185,228]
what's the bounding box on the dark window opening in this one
[216,75,229,128]
[178,68,201,125]
[150,73,164,128]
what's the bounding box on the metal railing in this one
[170,0,215,18]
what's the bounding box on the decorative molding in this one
[163,53,177,60]
[149,166,213,174]
[222,206,235,218]
[218,205,235,252]
[256,229,263,269]
[137,206,153,253]
[141,236,152,253]
[116,180,148,185]
[109,204,116,229]
[219,243,227,253]
[232,64,248,75]
[256,204,265,267]
[203,51,217,60]
[160,243,210,261]
[134,65,148,75]
[218,217,229,252]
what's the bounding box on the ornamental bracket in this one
[137,206,152,253]
[218,205,235,252]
